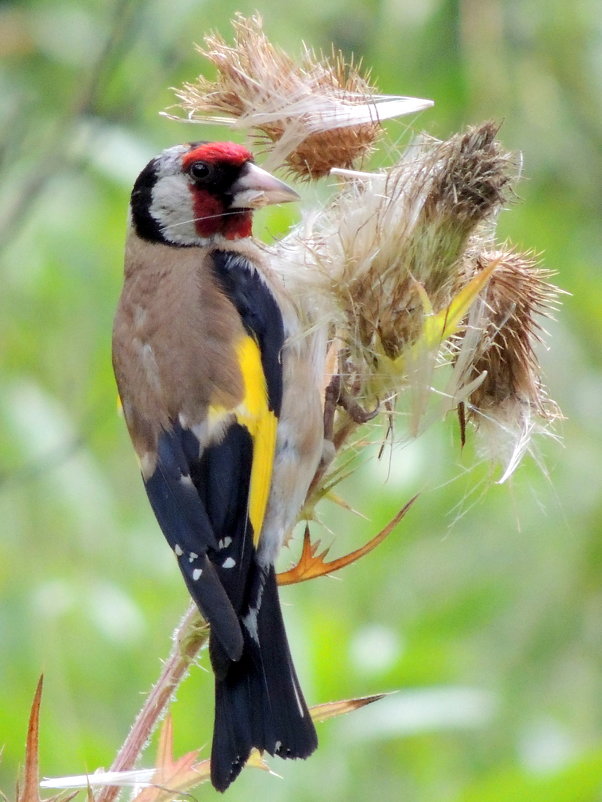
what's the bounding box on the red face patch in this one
[189,188,252,241]
[182,142,253,170]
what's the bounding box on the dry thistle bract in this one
[451,249,563,477]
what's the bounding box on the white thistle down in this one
[40,769,157,789]
[271,125,560,478]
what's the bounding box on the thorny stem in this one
[95,603,209,802]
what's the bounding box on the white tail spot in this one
[242,606,259,642]
[292,677,305,717]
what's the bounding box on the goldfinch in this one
[112,142,323,791]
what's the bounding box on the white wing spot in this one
[189,552,198,563]
[174,544,183,557]
[222,557,236,569]
[192,568,203,581]
[223,536,232,548]
[179,474,193,487]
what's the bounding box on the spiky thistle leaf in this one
[278,496,417,585]
[309,693,389,723]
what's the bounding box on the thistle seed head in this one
[174,14,425,178]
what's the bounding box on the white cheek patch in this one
[150,175,200,245]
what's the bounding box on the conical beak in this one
[230,162,300,209]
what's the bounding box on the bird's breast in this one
[114,237,249,453]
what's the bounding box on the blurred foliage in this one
[1,0,601,799]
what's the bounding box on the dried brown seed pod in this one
[173,13,431,178]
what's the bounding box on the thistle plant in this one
[28,14,561,800]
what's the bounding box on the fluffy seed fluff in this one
[271,122,561,476]
[275,124,514,381]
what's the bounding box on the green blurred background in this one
[1,0,601,799]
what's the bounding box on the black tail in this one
[210,565,317,792]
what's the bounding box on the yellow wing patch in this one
[233,335,278,545]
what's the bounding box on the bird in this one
[112,141,323,791]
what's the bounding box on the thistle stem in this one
[96,602,209,802]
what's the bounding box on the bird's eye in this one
[188,161,212,181]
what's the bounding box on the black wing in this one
[142,250,285,664]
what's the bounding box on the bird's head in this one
[130,141,299,246]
